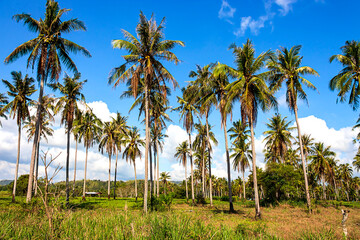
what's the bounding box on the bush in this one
[196,193,206,205]
[149,194,174,211]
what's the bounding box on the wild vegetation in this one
[1,0,360,239]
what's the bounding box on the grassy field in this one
[1,191,359,239]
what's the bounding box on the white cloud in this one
[218,0,236,19]
[274,0,297,15]
[234,15,269,36]
[87,101,117,122]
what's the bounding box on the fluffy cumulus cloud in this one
[234,15,269,37]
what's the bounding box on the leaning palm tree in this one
[174,93,198,204]
[73,110,102,200]
[2,71,36,202]
[0,93,8,126]
[51,72,86,205]
[174,141,190,200]
[224,39,276,218]
[263,114,295,163]
[123,127,144,201]
[4,0,91,203]
[98,121,117,199]
[309,142,336,200]
[268,45,318,212]
[159,172,171,195]
[330,41,360,111]
[108,12,184,212]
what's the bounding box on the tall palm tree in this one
[4,0,91,203]
[159,172,171,195]
[0,93,8,126]
[330,41,360,111]
[338,163,353,201]
[263,114,295,163]
[74,110,102,200]
[109,12,184,212]
[353,153,360,172]
[111,113,128,199]
[2,71,36,202]
[51,72,86,205]
[72,110,83,196]
[99,121,117,199]
[229,120,251,199]
[225,39,276,218]
[174,141,190,200]
[295,134,315,174]
[309,142,336,200]
[174,94,198,204]
[123,127,144,201]
[268,45,318,212]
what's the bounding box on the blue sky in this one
[0,0,359,181]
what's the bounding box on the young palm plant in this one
[159,172,171,195]
[4,0,91,203]
[2,71,36,202]
[108,12,184,212]
[51,73,86,206]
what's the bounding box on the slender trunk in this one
[156,140,160,197]
[149,143,153,196]
[82,146,88,200]
[144,84,149,213]
[185,154,188,200]
[34,140,40,196]
[189,133,195,204]
[108,154,111,199]
[206,116,213,206]
[26,75,45,203]
[202,141,205,196]
[322,175,326,200]
[153,142,157,195]
[346,181,350,201]
[223,120,234,212]
[73,140,78,196]
[114,150,118,199]
[65,122,71,206]
[243,171,246,199]
[12,123,22,203]
[134,162,137,201]
[294,107,312,212]
[250,118,261,218]
[333,177,339,200]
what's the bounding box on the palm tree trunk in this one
[114,150,118,199]
[26,75,45,203]
[65,122,72,206]
[12,123,22,203]
[73,140,78,196]
[153,142,157,195]
[206,116,213,206]
[294,107,312,212]
[322,175,326,200]
[189,133,195,204]
[149,143,153,196]
[250,118,261,218]
[144,84,150,213]
[223,120,234,212]
[108,154,111,199]
[82,146,88,200]
[156,140,160,197]
[346,181,350,201]
[242,171,246,199]
[34,139,40,196]
[185,154,188,200]
[134,162,137,201]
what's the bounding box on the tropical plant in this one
[4,0,91,203]
[123,127,144,201]
[108,12,184,212]
[0,93,8,126]
[174,141,189,200]
[51,72,86,205]
[268,45,318,212]
[2,71,36,202]
[338,163,353,201]
[295,134,314,174]
[160,172,171,195]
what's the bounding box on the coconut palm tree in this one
[0,93,8,126]
[224,40,276,218]
[295,134,315,174]
[4,0,91,203]
[111,113,129,199]
[174,93,198,204]
[229,120,251,199]
[109,12,184,212]
[330,41,360,110]
[268,45,318,212]
[263,114,295,163]
[174,141,190,200]
[309,142,336,200]
[73,110,102,200]
[72,110,83,196]
[123,127,144,201]
[338,163,353,201]
[160,172,171,195]
[51,72,86,205]
[98,121,117,199]
[353,153,360,172]
[2,71,36,202]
